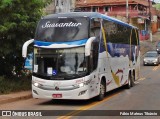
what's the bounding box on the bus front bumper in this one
[32,85,95,100]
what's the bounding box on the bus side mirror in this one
[22,39,34,58]
[85,37,96,56]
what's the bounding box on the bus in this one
[22,12,140,101]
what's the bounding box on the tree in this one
[0,0,52,77]
[153,3,160,10]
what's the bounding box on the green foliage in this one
[0,0,52,77]
[0,76,31,94]
[153,3,160,10]
[0,0,12,8]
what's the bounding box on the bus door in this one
[89,39,100,95]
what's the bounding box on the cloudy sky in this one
[153,0,160,3]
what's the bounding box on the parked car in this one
[156,41,160,54]
[143,51,160,66]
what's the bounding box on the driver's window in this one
[90,18,101,37]
[90,41,99,72]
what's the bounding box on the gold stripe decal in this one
[101,24,120,86]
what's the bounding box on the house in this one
[76,0,160,40]
[45,0,75,14]
[44,1,56,14]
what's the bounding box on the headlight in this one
[143,59,147,62]
[79,83,84,87]
[154,59,158,62]
[32,81,43,88]
[34,82,39,87]
[73,79,92,88]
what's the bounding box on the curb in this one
[0,92,32,105]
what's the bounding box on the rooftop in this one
[76,0,150,7]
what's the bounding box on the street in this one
[0,56,160,119]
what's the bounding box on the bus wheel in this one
[125,74,132,89]
[131,73,135,87]
[96,80,106,101]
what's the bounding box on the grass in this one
[0,76,31,94]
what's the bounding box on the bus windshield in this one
[35,17,89,42]
[33,46,88,80]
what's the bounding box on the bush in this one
[0,76,31,94]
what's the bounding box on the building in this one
[76,0,160,40]
[44,0,56,14]
[45,0,75,14]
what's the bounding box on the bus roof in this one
[42,12,137,29]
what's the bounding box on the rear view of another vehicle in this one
[143,51,160,66]
[156,41,160,54]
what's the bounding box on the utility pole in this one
[126,0,129,23]
[148,0,152,42]
[55,0,71,13]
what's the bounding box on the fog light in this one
[33,90,38,95]
[78,90,87,96]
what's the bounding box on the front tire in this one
[131,73,135,87]
[125,74,132,89]
[96,80,106,101]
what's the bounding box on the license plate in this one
[52,94,62,98]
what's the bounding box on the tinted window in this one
[89,40,99,72]
[90,18,100,37]
[145,52,158,57]
[131,29,139,45]
[92,41,99,70]
[33,47,88,80]
[35,17,89,42]
[103,20,131,44]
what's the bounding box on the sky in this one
[152,0,160,3]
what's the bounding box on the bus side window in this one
[90,19,100,37]
[90,41,99,72]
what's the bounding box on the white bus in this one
[22,12,140,101]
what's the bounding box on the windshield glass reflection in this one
[33,46,88,79]
[145,53,157,57]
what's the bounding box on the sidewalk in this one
[0,32,160,105]
[0,91,32,105]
